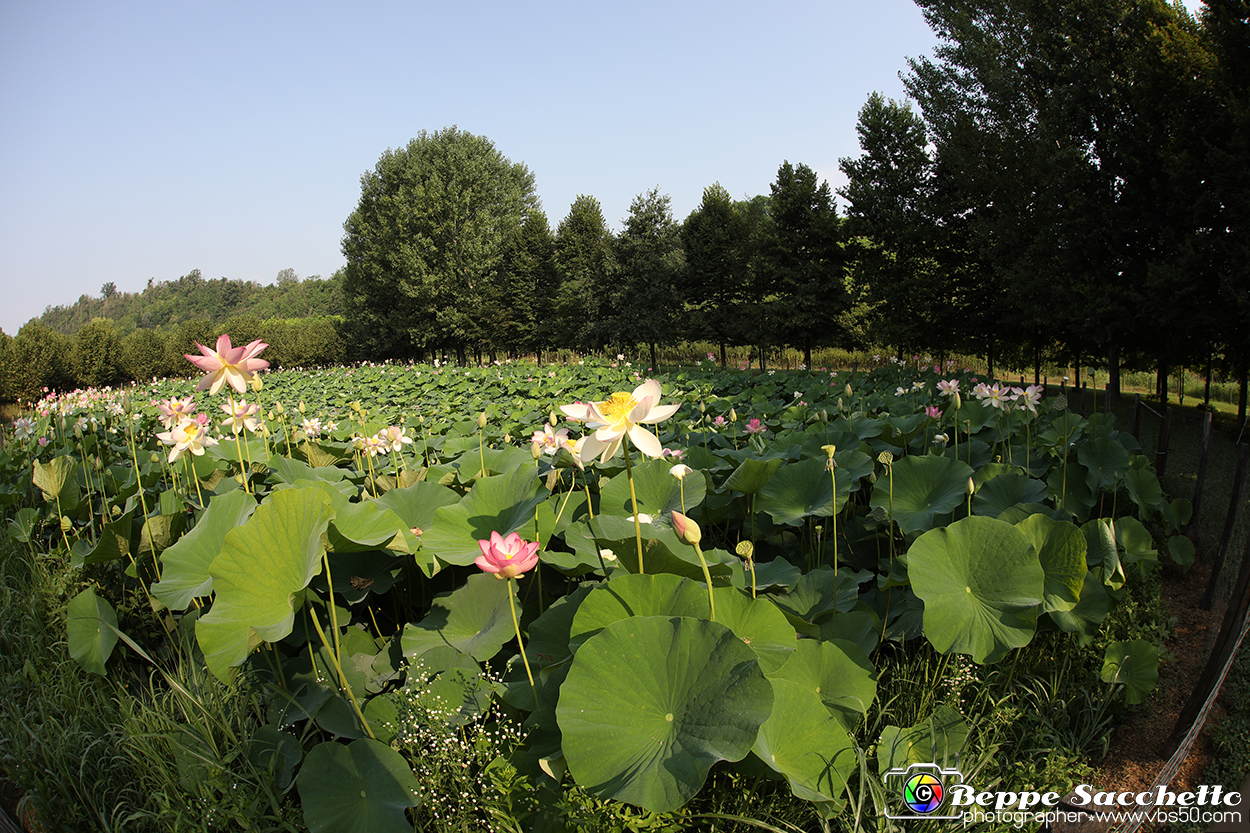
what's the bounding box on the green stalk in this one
[622,435,645,574]
[692,540,716,622]
[508,578,540,706]
[308,606,374,740]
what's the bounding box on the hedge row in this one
[0,316,344,403]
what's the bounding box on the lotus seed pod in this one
[1053,395,1068,411]
[822,444,837,460]
[478,411,488,429]
[871,506,887,522]
[735,540,755,560]
[878,451,894,466]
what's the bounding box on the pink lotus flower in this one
[155,417,219,462]
[157,396,196,427]
[744,418,765,435]
[475,531,541,580]
[937,379,960,397]
[220,399,260,434]
[530,422,569,455]
[185,334,270,396]
[925,405,942,419]
[713,415,726,427]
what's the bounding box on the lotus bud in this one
[700,402,706,414]
[967,477,976,495]
[953,392,962,410]
[74,423,82,440]
[549,410,558,425]
[275,401,285,415]
[94,456,103,471]
[149,452,161,465]
[298,400,307,414]
[478,411,488,429]
[503,433,511,444]
[531,442,542,460]
[418,415,425,424]
[845,384,853,398]
[671,511,702,545]
[820,409,828,423]
[735,540,755,560]
[249,375,264,392]
[729,408,737,423]
[837,398,844,410]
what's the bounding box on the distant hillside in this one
[36,268,344,336]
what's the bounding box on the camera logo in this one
[884,763,965,820]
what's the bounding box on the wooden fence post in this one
[1189,411,1214,533]
[1203,443,1250,610]
[1133,394,1143,440]
[1154,406,1173,478]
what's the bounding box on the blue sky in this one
[0,1,1204,338]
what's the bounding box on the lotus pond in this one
[0,352,1188,832]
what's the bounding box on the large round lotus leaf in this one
[767,638,876,729]
[768,566,869,623]
[569,573,709,652]
[1047,571,1108,646]
[709,586,796,673]
[907,516,1044,664]
[558,616,772,812]
[297,738,421,833]
[1101,639,1159,705]
[1125,467,1165,513]
[371,481,460,534]
[757,458,852,526]
[420,467,547,567]
[196,487,335,681]
[1078,437,1131,494]
[723,457,784,495]
[751,679,855,815]
[816,608,881,656]
[599,457,707,518]
[67,585,119,676]
[400,572,514,662]
[870,455,975,535]
[153,490,258,609]
[972,473,1048,518]
[1014,513,1086,613]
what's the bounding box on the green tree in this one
[340,127,538,363]
[72,318,122,389]
[765,162,846,370]
[681,184,752,366]
[607,188,684,369]
[553,196,614,350]
[12,322,73,401]
[492,211,557,357]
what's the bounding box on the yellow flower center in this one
[598,392,638,427]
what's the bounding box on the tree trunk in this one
[987,340,995,381]
[1034,342,1041,386]
[1158,362,1169,404]
[759,345,766,371]
[1107,344,1120,403]
[456,345,466,367]
[804,342,812,371]
[649,342,658,372]
[1239,351,1248,425]
[1204,353,1212,408]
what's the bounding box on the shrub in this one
[163,320,216,381]
[0,329,14,403]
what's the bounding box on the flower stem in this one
[623,435,644,574]
[692,540,716,622]
[508,578,539,707]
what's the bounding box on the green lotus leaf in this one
[877,705,969,775]
[558,616,772,812]
[421,467,547,567]
[32,456,78,502]
[1014,513,1086,614]
[972,473,1048,518]
[1048,571,1109,646]
[722,457,783,495]
[1115,516,1157,567]
[72,506,137,568]
[296,738,421,833]
[247,724,303,790]
[67,585,119,676]
[1078,437,1131,494]
[1083,518,1125,589]
[1125,467,1164,512]
[153,490,258,609]
[751,679,855,816]
[766,638,876,729]
[768,566,870,623]
[598,458,708,519]
[526,583,596,667]
[908,516,1043,664]
[400,572,514,662]
[327,500,411,553]
[815,609,881,656]
[1101,640,1159,705]
[758,458,851,526]
[195,487,336,680]
[709,586,797,673]
[1047,461,1096,521]
[569,573,709,652]
[1168,535,1195,569]
[371,480,460,533]
[264,455,348,486]
[871,455,974,535]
